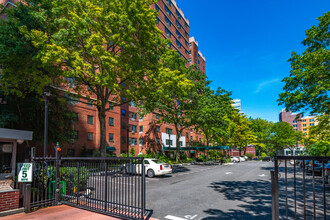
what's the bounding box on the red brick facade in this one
[0,190,19,212]
[230,146,256,157]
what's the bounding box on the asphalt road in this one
[146,161,273,220]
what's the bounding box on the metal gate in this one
[271,156,330,220]
[26,155,146,220]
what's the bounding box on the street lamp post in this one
[43,92,51,157]
[168,133,171,159]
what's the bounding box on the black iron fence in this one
[271,156,330,220]
[26,156,146,220]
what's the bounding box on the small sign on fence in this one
[17,163,32,182]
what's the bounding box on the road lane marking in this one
[165,215,187,220]
[225,172,233,175]
[258,174,266,177]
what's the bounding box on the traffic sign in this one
[17,163,32,182]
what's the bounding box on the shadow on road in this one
[171,165,190,173]
[203,180,273,219]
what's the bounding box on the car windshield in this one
[152,160,165,164]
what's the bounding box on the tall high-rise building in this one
[0,0,207,156]
[232,99,242,113]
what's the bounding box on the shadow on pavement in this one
[202,180,277,219]
[171,165,190,173]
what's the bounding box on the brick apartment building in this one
[279,109,319,136]
[0,0,207,156]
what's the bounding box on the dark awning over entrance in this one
[163,146,230,151]
[106,146,116,152]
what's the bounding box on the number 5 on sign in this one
[17,163,32,182]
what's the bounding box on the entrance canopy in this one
[163,146,230,151]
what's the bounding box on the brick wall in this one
[0,190,19,212]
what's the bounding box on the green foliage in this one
[0,90,75,144]
[245,153,254,158]
[278,12,330,115]
[16,0,166,156]
[198,154,206,162]
[193,87,233,147]
[60,166,90,190]
[158,155,172,165]
[249,118,273,156]
[140,49,206,163]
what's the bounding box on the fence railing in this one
[27,156,146,220]
[271,156,330,220]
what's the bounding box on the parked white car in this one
[231,156,240,163]
[239,157,246,162]
[122,158,172,178]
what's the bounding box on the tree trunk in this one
[206,138,209,161]
[176,131,180,163]
[98,106,107,157]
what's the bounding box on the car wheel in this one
[121,167,127,174]
[147,169,155,178]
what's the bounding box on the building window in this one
[199,138,201,142]
[166,0,171,6]
[189,43,191,48]
[189,58,192,63]
[190,136,193,141]
[190,128,193,133]
[185,31,188,37]
[109,133,114,142]
[166,128,172,134]
[303,124,307,127]
[310,123,314,126]
[165,27,171,37]
[179,141,183,147]
[302,119,306,122]
[176,39,182,48]
[176,9,181,18]
[166,139,173,146]
[156,16,159,24]
[186,132,188,138]
[87,115,94,125]
[129,138,137,146]
[185,22,188,28]
[165,16,171,26]
[165,5,171,16]
[121,109,126,116]
[185,40,188,46]
[176,20,181,28]
[87,99,93,107]
[185,49,188,54]
[176,29,181,38]
[109,103,114,110]
[129,112,137,120]
[87,132,94,141]
[129,125,137,133]
[156,126,160,132]
[109,117,114,126]
[309,119,315,122]
[156,138,160,144]
[293,120,297,123]
[139,126,143,132]
[293,125,297,128]
[122,122,126,130]
[303,128,307,131]
[155,4,159,11]
[139,138,143,146]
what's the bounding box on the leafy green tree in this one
[193,87,233,148]
[269,122,302,155]
[0,89,75,145]
[141,50,206,163]
[249,118,273,156]
[0,1,60,97]
[278,12,330,115]
[21,0,165,156]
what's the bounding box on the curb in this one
[0,208,24,217]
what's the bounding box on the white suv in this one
[122,159,172,178]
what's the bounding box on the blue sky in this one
[177,0,330,122]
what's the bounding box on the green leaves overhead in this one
[278,12,330,115]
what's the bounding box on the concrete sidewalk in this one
[2,205,143,220]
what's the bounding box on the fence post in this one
[141,158,145,220]
[104,161,108,212]
[77,161,80,205]
[24,184,31,213]
[55,149,60,205]
[271,159,279,220]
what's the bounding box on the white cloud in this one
[255,78,280,93]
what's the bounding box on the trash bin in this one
[48,181,66,198]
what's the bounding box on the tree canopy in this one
[278,12,330,115]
